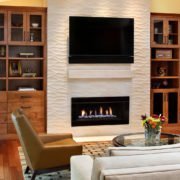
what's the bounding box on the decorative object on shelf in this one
[156,49,172,59]
[152,82,161,89]
[154,27,158,34]
[9,61,22,76]
[0,46,5,57]
[162,79,168,87]
[19,53,34,57]
[18,87,36,91]
[157,66,167,76]
[141,114,166,145]
[168,39,173,44]
[30,33,34,42]
[22,73,36,77]
[32,23,39,28]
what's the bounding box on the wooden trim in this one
[0,6,47,12]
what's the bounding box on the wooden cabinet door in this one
[26,12,45,45]
[8,11,26,44]
[151,92,164,115]
[165,18,180,45]
[167,92,178,124]
[0,10,7,43]
[151,15,180,46]
[151,16,166,45]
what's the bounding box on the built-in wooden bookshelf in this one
[0,6,47,136]
[151,13,180,131]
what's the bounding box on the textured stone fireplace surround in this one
[47,0,150,136]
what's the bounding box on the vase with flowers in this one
[141,114,166,145]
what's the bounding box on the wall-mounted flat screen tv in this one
[69,16,134,64]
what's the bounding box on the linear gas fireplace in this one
[71,97,129,127]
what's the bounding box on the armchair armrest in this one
[71,155,93,180]
[39,133,73,144]
[34,144,82,170]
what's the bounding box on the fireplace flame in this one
[100,106,103,115]
[81,110,86,117]
[79,106,116,119]
[109,107,112,115]
[89,110,93,115]
[105,109,109,115]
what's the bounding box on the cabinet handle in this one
[21,106,31,109]
[20,96,32,99]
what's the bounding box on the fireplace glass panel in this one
[71,97,129,126]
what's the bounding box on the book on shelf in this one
[18,87,36,91]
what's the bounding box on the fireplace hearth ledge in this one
[68,69,132,79]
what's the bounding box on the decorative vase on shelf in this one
[141,114,166,146]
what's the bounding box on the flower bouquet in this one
[141,114,166,145]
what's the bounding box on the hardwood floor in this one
[0,140,23,180]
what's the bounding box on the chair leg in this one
[24,166,30,174]
[31,171,37,180]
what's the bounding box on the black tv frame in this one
[69,16,134,64]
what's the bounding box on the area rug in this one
[18,141,112,180]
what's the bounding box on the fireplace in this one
[71,97,129,126]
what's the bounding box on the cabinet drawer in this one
[0,124,7,134]
[0,113,7,123]
[0,92,7,103]
[8,91,44,103]
[8,117,45,133]
[8,101,44,113]
[0,103,7,112]
[8,111,44,123]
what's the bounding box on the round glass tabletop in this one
[113,132,180,147]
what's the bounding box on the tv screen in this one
[69,16,134,64]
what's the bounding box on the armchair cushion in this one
[35,144,82,170]
[39,133,73,144]
[45,138,78,146]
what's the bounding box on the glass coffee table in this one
[113,132,180,147]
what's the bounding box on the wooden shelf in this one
[151,88,179,93]
[151,44,179,48]
[30,27,42,30]
[0,57,6,60]
[0,77,6,80]
[8,77,43,80]
[8,57,43,60]
[151,76,179,79]
[11,27,23,29]
[169,33,178,36]
[8,42,44,46]
[151,58,179,62]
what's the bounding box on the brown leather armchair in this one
[11,109,82,180]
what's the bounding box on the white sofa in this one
[71,144,180,180]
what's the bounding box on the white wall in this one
[47,0,150,136]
